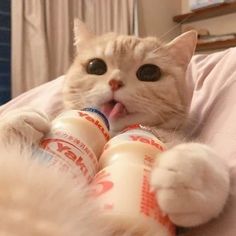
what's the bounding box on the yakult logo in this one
[78,111,110,141]
[91,170,114,197]
[40,139,90,179]
[130,135,165,151]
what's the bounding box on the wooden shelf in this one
[173,2,236,23]
[196,38,236,51]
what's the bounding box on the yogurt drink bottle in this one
[39,108,110,183]
[92,124,175,236]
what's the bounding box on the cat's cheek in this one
[150,143,230,227]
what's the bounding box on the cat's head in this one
[63,20,197,134]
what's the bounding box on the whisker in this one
[129,93,166,124]
[131,89,188,128]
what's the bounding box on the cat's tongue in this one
[101,101,127,120]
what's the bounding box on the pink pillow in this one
[185,47,236,236]
[0,75,65,119]
[1,48,236,235]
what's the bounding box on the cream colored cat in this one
[0,21,230,235]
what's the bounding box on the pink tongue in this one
[102,102,127,120]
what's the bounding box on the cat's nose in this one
[109,79,124,91]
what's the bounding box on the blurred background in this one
[0,0,236,104]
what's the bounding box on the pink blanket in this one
[1,48,236,235]
[0,75,65,119]
[185,48,236,236]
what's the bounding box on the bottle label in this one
[39,129,98,183]
[77,110,110,141]
[103,129,166,152]
[54,109,110,142]
[91,165,175,236]
[82,107,110,130]
[140,167,175,235]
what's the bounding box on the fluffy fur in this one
[0,142,109,236]
[0,21,230,235]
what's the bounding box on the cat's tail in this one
[0,141,111,236]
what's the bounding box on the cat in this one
[0,20,230,235]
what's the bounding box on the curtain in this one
[11,0,138,98]
[84,0,138,35]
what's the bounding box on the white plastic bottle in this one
[91,124,175,236]
[39,108,110,183]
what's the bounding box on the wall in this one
[138,0,181,42]
[181,0,236,35]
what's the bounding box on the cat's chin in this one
[108,113,147,135]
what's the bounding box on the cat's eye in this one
[136,64,161,82]
[86,58,107,75]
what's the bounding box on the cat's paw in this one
[151,143,230,227]
[0,107,50,144]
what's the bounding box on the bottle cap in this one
[82,107,110,130]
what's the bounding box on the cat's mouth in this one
[100,99,128,120]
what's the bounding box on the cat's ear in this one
[74,18,95,50]
[165,30,197,67]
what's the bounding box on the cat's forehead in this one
[92,34,162,62]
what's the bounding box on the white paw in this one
[151,143,230,227]
[0,107,50,144]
